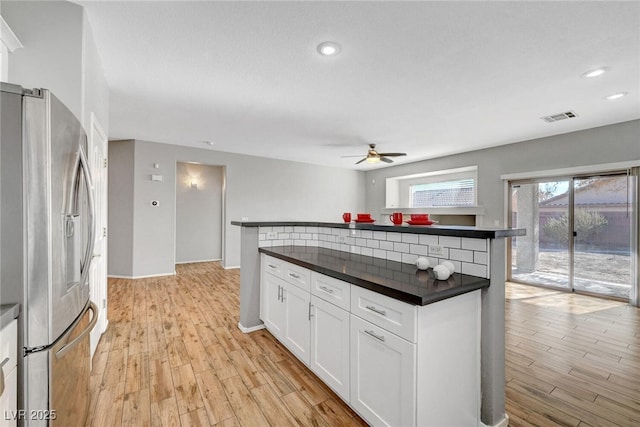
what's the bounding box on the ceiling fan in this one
[342,144,407,165]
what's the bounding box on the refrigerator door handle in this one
[55,301,98,360]
[78,143,96,287]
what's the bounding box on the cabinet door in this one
[282,282,311,365]
[310,296,350,401]
[350,315,416,427]
[261,273,285,339]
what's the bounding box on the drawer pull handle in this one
[365,330,385,342]
[267,264,277,269]
[365,305,387,316]
[289,272,300,279]
[319,286,334,294]
[0,357,9,368]
[0,357,9,396]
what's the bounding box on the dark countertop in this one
[0,303,20,329]
[259,246,490,306]
[232,220,524,239]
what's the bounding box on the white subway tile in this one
[351,246,362,255]
[449,249,474,263]
[320,241,330,249]
[387,232,402,242]
[339,229,349,237]
[387,251,402,262]
[474,252,488,265]
[290,232,300,239]
[462,263,487,278]
[273,226,284,232]
[361,247,373,257]
[294,239,306,246]
[401,234,419,244]
[259,233,266,241]
[283,239,292,246]
[306,226,319,234]
[331,228,341,235]
[300,233,312,240]
[373,249,387,259]
[409,244,428,256]
[294,226,306,232]
[439,236,461,248]
[366,239,380,249]
[271,240,284,247]
[394,242,410,253]
[258,240,270,248]
[461,238,487,252]
[312,234,319,241]
[419,235,439,245]
[361,230,373,239]
[307,240,319,247]
[260,226,272,233]
[278,233,290,239]
[380,241,394,251]
[340,243,350,252]
[402,253,418,264]
[284,226,294,232]
[427,257,440,268]
[356,238,367,246]
[344,237,355,245]
[331,242,341,250]
[373,231,387,240]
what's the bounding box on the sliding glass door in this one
[509,173,633,300]
[510,180,571,289]
[572,175,631,298]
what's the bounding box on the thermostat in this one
[151,200,159,207]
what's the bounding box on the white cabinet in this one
[261,255,311,364]
[282,282,311,364]
[0,318,18,427]
[260,272,286,338]
[310,295,350,401]
[350,314,416,427]
[259,253,481,427]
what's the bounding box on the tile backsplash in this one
[258,225,490,279]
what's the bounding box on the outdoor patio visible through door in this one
[509,173,633,300]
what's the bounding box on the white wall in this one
[366,120,640,227]
[108,139,366,277]
[175,162,224,263]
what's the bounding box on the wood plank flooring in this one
[506,283,640,427]
[86,262,640,426]
[86,262,367,427]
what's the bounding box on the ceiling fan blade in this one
[377,152,406,157]
[380,157,394,163]
[355,158,367,165]
[341,155,366,158]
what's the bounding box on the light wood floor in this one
[86,262,640,426]
[86,262,367,427]
[506,283,640,427]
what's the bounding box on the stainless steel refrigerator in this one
[1,82,98,426]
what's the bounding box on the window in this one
[410,178,475,207]
[385,166,478,208]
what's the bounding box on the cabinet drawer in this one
[311,272,350,311]
[262,255,285,279]
[351,286,417,343]
[282,262,311,292]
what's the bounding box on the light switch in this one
[151,174,163,182]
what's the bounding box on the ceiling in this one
[79,1,640,170]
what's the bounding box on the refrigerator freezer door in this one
[24,301,97,426]
[23,90,93,348]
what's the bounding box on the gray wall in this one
[108,139,366,277]
[107,140,135,276]
[366,120,640,226]
[175,162,224,263]
[2,1,109,133]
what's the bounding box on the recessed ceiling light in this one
[604,92,628,101]
[317,41,341,56]
[203,141,215,146]
[581,67,609,79]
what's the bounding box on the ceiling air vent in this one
[541,111,578,123]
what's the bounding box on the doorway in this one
[175,162,224,264]
[509,173,634,300]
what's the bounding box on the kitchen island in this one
[232,221,524,427]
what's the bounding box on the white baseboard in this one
[224,265,240,270]
[481,414,509,427]
[107,271,176,279]
[237,322,265,334]
[175,258,222,265]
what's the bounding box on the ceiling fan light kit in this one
[346,144,407,165]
